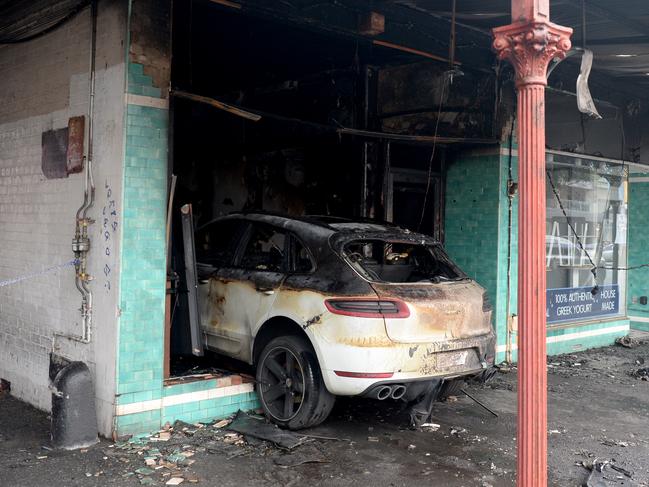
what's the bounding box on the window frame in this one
[194,217,248,269]
[234,222,290,273]
[287,233,316,274]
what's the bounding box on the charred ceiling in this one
[198,0,649,106]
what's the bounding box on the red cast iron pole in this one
[492,2,572,485]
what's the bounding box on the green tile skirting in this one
[497,319,630,363]
[115,391,260,435]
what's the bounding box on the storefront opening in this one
[546,150,628,325]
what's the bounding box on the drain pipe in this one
[59,0,97,345]
[505,120,517,363]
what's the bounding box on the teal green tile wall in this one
[445,149,511,359]
[628,181,649,328]
[114,62,260,435]
[116,63,168,407]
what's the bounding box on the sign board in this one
[546,284,620,324]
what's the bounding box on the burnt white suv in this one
[192,213,495,429]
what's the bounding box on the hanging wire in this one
[546,169,597,272]
[547,169,649,272]
[417,74,447,232]
[417,0,458,232]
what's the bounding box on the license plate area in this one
[437,350,469,368]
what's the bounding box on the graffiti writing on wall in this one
[102,179,118,292]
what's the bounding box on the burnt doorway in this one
[166,0,461,373]
[383,142,445,241]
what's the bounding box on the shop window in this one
[545,151,627,325]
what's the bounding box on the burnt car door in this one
[195,218,248,358]
[199,221,288,363]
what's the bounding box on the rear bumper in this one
[314,331,496,396]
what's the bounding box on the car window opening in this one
[241,225,287,272]
[341,239,466,283]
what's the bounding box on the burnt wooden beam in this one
[172,90,262,121]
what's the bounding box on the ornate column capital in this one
[492,21,573,87]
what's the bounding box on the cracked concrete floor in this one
[1,340,649,486]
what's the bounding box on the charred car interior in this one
[341,238,466,283]
[165,0,502,427]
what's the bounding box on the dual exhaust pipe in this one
[367,384,407,401]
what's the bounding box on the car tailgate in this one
[370,281,492,343]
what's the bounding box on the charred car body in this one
[192,213,495,429]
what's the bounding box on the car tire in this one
[256,335,335,430]
[438,378,464,400]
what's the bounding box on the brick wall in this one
[0,2,127,436]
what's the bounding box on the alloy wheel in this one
[259,347,305,421]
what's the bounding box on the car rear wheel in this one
[256,335,335,430]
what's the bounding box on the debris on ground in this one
[629,367,649,381]
[273,443,329,468]
[601,439,631,448]
[420,423,441,432]
[581,459,634,487]
[213,419,231,429]
[108,419,235,483]
[460,389,499,417]
[616,335,639,349]
[495,363,514,374]
[226,411,309,450]
[104,411,336,484]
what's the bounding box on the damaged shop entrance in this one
[164,0,498,422]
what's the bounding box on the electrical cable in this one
[417,74,447,232]
[546,169,597,274]
[547,169,648,272]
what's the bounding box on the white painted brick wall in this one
[0,3,127,437]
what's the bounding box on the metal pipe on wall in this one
[58,0,97,345]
